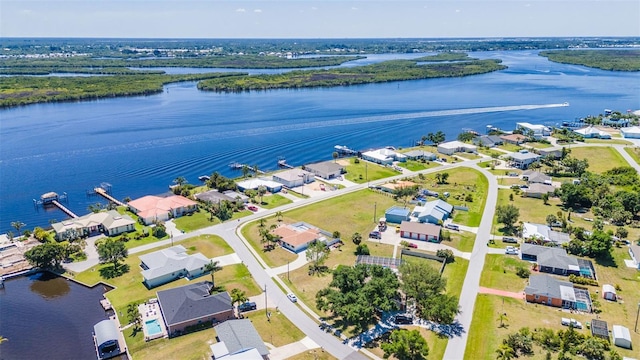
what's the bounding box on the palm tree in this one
[497,312,508,328]
[230,288,248,313]
[275,211,283,222]
[173,176,187,188]
[495,344,515,360]
[205,260,223,290]
[257,185,267,205]
[241,165,250,179]
[258,218,266,229]
[11,221,25,236]
[332,151,339,163]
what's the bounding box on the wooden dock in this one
[94,187,125,207]
[277,158,294,169]
[229,162,266,174]
[52,200,78,218]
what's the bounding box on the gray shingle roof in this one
[520,243,578,271]
[157,283,232,327]
[304,161,344,174]
[214,319,269,356]
[525,274,574,299]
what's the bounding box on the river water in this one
[1,50,639,232]
[0,272,112,359]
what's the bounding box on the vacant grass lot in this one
[479,254,531,292]
[344,157,399,183]
[492,189,564,235]
[526,142,554,149]
[397,159,440,172]
[259,193,293,209]
[442,230,476,252]
[570,146,628,173]
[584,138,633,145]
[497,143,524,152]
[625,146,640,164]
[467,246,640,359]
[174,208,254,232]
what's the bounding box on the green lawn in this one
[497,143,523,152]
[453,152,482,160]
[344,157,400,183]
[245,308,306,347]
[115,207,168,249]
[525,142,553,149]
[258,194,293,209]
[441,230,475,252]
[584,138,633,145]
[492,188,564,235]
[397,160,440,172]
[479,254,531,292]
[173,209,220,232]
[570,146,628,173]
[624,146,640,165]
[477,149,506,158]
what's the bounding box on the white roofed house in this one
[361,148,407,165]
[412,199,453,224]
[235,178,282,193]
[139,245,210,288]
[516,122,551,139]
[573,126,611,139]
[403,150,437,161]
[522,222,571,245]
[522,183,556,198]
[508,150,540,169]
[436,141,477,155]
[620,125,640,139]
[211,319,269,360]
[272,168,314,188]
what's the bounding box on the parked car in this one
[394,315,414,325]
[445,224,460,231]
[561,318,582,329]
[502,237,518,243]
[334,329,342,337]
[407,242,418,248]
[505,246,519,255]
[369,231,381,239]
[238,301,257,312]
[287,293,298,302]
[247,205,258,212]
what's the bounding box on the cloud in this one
[311,7,317,11]
[351,6,358,10]
[236,8,245,12]
[455,9,461,13]
[254,9,262,13]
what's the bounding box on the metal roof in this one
[214,319,269,357]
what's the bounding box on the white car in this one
[287,293,298,302]
[505,246,519,255]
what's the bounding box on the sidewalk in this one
[270,250,308,276]
[268,336,320,360]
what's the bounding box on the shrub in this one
[516,266,530,278]
[568,274,598,286]
[436,249,454,263]
[355,244,370,255]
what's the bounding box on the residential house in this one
[128,195,198,225]
[520,243,580,276]
[235,178,282,193]
[157,283,234,337]
[508,150,541,169]
[139,245,210,288]
[573,126,611,139]
[499,133,527,145]
[412,199,453,224]
[211,319,269,360]
[403,150,437,161]
[522,223,571,245]
[524,274,580,309]
[620,125,640,139]
[52,210,135,240]
[522,170,552,184]
[523,183,556,198]
[384,206,411,224]
[195,190,236,205]
[361,148,407,165]
[436,141,477,155]
[628,244,640,270]
[272,168,314,188]
[472,135,503,148]
[400,221,441,242]
[602,284,617,301]
[304,161,345,180]
[222,191,249,204]
[516,122,551,138]
[537,147,564,159]
[93,319,123,360]
[272,222,339,253]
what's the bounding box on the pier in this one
[52,200,79,219]
[277,157,294,169]
[229,162,266,174]
[94,187,125,207]
[334,145,357,156]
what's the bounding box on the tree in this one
[97,238,128,270]
[332,151,339,162]
[332,230,341,240]
[578,336,605,360]
[351,232,363,245]
[441,172,450,184]
[88,202,104,213]
[241,164,250,179]
[497,312,508,328]
[433,131,446,145]
[495,344,515,360]
[457,131,475,142]
[496,204,520,233]
[307,240,329,275]
[275,211,283,222]
[436,249,454,263]
[615,226,628,240]
[24,242,66,269]
[33,227,50,242]
[355,244,370,255]
[257,185,267,205]
[546,214,558,227]
[541,193,549,205]
[205,260,223,288]
[173,176,187,189]
[126,302,141,330]
[230,288,248,312]
[393,185,419,207]
[381,329,429,360]
[11,221,25,236]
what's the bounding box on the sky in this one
[1,0,639,39]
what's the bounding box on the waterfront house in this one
[93,319,122,360]
[436,141,477,155]
[620,125,640,139]
[211,319,270,360]
[235,178,282,193]
[304,161,345,180]
[361,148,407,165]
[522,183,556,198]
[499,133,527,145]
[272,168,314,188]
[384,206,411,224]
[573,126,611,139]
[157,282,233,337]
[412,199,453,224]
[272,221,338,253]
[524,274,585,310]
[222,191,249,204]
[399,221,441,242]
[403,150,437,161]
[628,244,640,270]
[128,195,198,225]
[537,147,564,159]
[520,243,580,276]
[516,122,551,138]
[52,210,135,240]
[195,190,236,205]
[522,170,551,184]
[139,245,210,288]
[472,135,503,148]
[508,150,540,169]
[522,222,570,245]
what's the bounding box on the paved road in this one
[442,164,499,360]
[615,145,640,172]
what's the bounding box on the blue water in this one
[1,50,639,232]
[145,318,162,335]
[576,302,589,311]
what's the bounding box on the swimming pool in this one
[145,319,162,336]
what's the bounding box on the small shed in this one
[612,325,632,349]
[591,319,610,341]
[602,284,617,301]
[385,206,411,224]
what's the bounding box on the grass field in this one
[441,230,476,252]
[259,194,293,209]
[479,254,531,292]
[173,209,220,232]
[344,157,399,183]
[625,146,640,164]
[497,143,524,152]
[477,148,505,158]
[397,159,440,172]
[570,146,628,173]
[584,138,633,145]
[526,142,553,149]
[492,188,564,235]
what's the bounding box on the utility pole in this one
[287,261,290,282]
[373,202,377,223]
[264,284,268,317]
[635,301,640,333]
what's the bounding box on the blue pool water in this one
[576,302,589,311]
[146,319,162,336]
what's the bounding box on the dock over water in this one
[51,200,78,219]
[94,187,125,207]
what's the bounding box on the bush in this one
[355,244,370,255]
[516,266,530,278]
[436,249,454,263]
[568,274,598,286]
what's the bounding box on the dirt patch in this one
[336,159,350,166]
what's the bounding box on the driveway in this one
[478,286,524,300]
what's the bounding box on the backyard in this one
[343,157,400,184]
[479,254,531,293]
[569,146,628,173]
[396,159,440,172]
